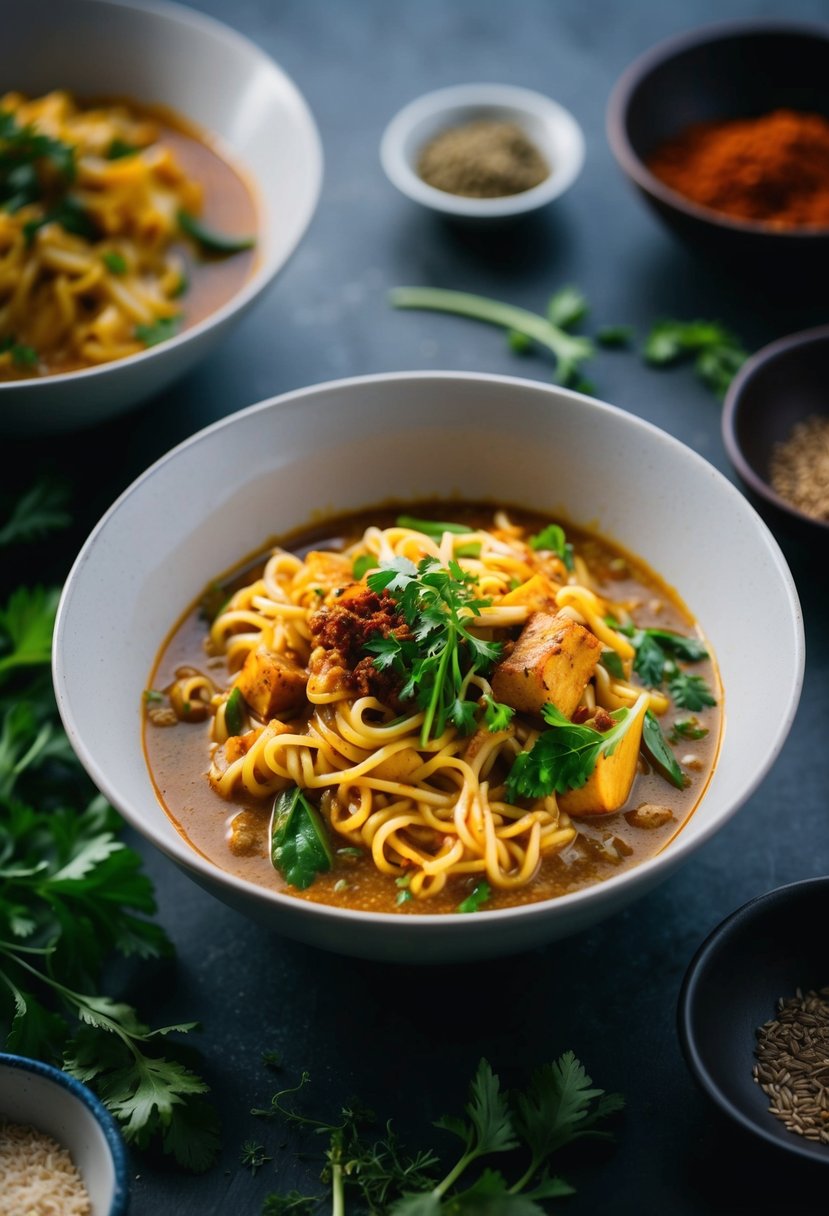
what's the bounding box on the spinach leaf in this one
[642,710,685,789]
[270,787,333,890]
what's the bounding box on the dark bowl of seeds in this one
[678,877,829,1166]
[723,324,829,549]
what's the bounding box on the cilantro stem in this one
[422,634,452,745]
[390,286,594,383]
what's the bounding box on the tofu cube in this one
[559,694,648,817]
[490,611,601,718]
[235,646,308,719]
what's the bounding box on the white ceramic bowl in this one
[380,83,584,221]
[53,372,803,963]
[0,0,322,435]
[0,1052,129,1216]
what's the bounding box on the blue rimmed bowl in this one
[0,1052,129,1215]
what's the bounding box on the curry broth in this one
[144,504,722,915]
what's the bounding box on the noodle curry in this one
[0,91,256,380]
[144,506,721,915]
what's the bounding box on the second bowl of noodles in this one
[53,371,804,962]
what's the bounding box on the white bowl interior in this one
[0,1062,119,1215]
[54,373,803,961]
[380,83,584,217]
[0,0,322,433]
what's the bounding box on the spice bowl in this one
[678,878,829,1166]
[722,324,829,548]
[379,83,584,223]
[606,21,829,277]
[0,1052,130,1213]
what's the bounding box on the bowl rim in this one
[0,0,323,396]
[0,1050,130,1212]
[722,322,829,532]
[677,876,829,1165]
[380,82,585,217]
[53,370,805,939]
[606,17,829,239]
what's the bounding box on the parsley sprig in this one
[365,557,502,745]
[254,1053,622,1213]
[505,701,637,803]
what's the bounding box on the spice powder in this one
[417,120,549,198]
[753,986,829,1144]
[769,415,829,522]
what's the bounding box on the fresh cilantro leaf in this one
[505,702,638,802]
[599,648,625,679]
[633,632,668,686]
[668,671,716,711]
[352,553,376,579]
[102,250,127,274]
[481,694,514,733]
[641,628,708,662]
[641,710,685,789]
[134,315,181,348]
[527,523,574,570]
[643,319,747,399]
[457,881,491,914]
[106,138,139,159]
[436,1058,517,1158]
[0,585,59,677]
[0,477,70,547]
[512,1052,624,1162]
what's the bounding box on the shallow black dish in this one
[678,877,829,1167]
[722,324,829,547]
[607,20,829,275]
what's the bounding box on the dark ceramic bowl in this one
[678,878,829,1167]
[607,21,829,274]
[722,324,829,546]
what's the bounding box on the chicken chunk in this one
[558,694,648,817]
[235,646,308,719]
[490,611,601,718]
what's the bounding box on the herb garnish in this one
[135,315,181,347]
[457,881,491,913]
[505,701,635,803]
[0,336,38,371]
[528,522,575,570]
[365,557,501,745]
[178,209,255,254]
[270,787,334,890]
[643,319,747,399]
[0,481,218,1170]
[390,286,595,387]
[609,619,715,711]
[642,710,685,789]
[670,716,708,742]
[352,553,376,580]
[253,1053,622,1213]
[102,249,127,274]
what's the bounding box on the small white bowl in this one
[53,371,803,964]
[0,1052,129,1215]
[380,83,585,221]
[0,0,323,435]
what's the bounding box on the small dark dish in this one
[722,324,829,546]
[678,877,829,1166]
[606,21,829,273]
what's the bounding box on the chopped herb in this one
[134,315,181,348]
[333,879,349,893]
[102,250,127,274]
[528,522,575,570]
[505,701,638,802]
[240,1138,272,1175]
[643,318,748,399]
[454,542,481,558]
[0,109,75,213]
[224,686,245,736]
[481,693,514,733]
[547,284,588,330]
[670,717,709,742]
[352,553,376,580]
[396,515,472,537]
[390,286,595,387]
[668,670,717,712]
[642,710,685,789]
[270,787,333,890]
[178,209,255,254]
[0,476,70,548]
[170,270,189,298]
[143,689,165,705]
[23,198,97,246]
[106,138,140,160]
[395,888,413,906]
[336,846,363,859]
[198,580,229,623]
[457,880,491,913]
[395,873,412,889]
[0,337,38,370]
[596,324,635,348]
[507,329,532,352]
[365,557,501,746]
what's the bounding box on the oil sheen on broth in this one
[143,505,722,915]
